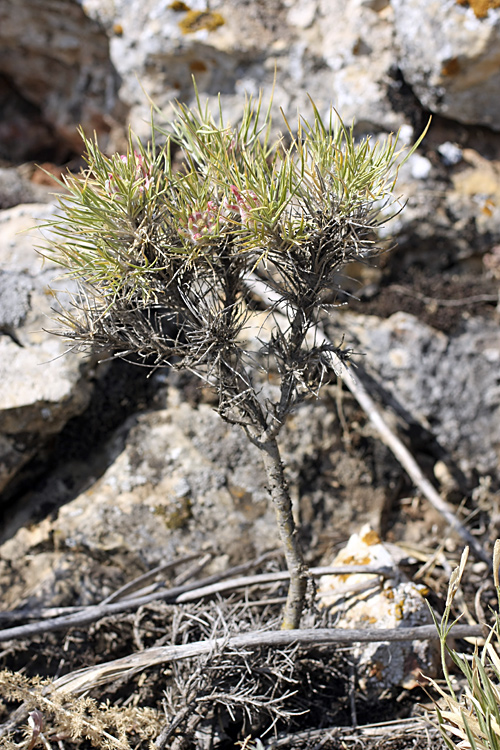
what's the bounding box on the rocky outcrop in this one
[3,0,500,169]
[81,0,402,141]
[78,0,500,139]
[0,0,124,161]
[393,0,500,130]
[0,203,95,497]
[333,311,500,478]
[0,376,389,610]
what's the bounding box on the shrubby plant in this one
[44,88,426,628]
[0,668,160,749]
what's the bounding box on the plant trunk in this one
[259,437,308,629]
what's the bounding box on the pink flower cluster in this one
[179,200,219,244]
[105,151,153,196]
[221,184,260,226]
[180,185,260,245]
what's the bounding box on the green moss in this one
[179,10,225,34]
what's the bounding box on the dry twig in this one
[248,274,490,565]
[0,565,393,642]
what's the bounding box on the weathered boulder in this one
[332,310,500,479]
[0,0,124,161]
[393,0,500,130]
[81,0,403,141]
[0,373,392,610]
[0,203,94,497]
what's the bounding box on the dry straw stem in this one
[47,624,484,696]
[265,716,435,748]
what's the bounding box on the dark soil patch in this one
[348,268,498,334]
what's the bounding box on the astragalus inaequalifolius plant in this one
[44,90,426,629]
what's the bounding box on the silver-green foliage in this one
[45,91,422,389]
[44,89,426,628]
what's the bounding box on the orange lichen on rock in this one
[456,0,500,18]
[441,57,461,76]
[360,528,380,546]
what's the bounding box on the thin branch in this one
[339,364,490,566]
[246,273,491,565]
[153,703,195,750]
[0,565,394,641]
[100,551,209,604]
[267,716,432,748]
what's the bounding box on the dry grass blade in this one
[52,625,484,696]
[426,542,500,750]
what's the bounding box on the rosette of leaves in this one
[43,89,427,629]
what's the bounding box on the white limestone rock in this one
[81,0,404,140]
[393,0,500,130]
[318,524,439,695]
[0,203,94,495]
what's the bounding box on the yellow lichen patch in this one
[341,553,372,566]
[456,0,500,17]
[482,198,495,216]
[153,497,192,530]
[333,553,372,582]
[169,0,190,10]
[394,598,405,621]
[179,10,225,34]
[317,525,396,608]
